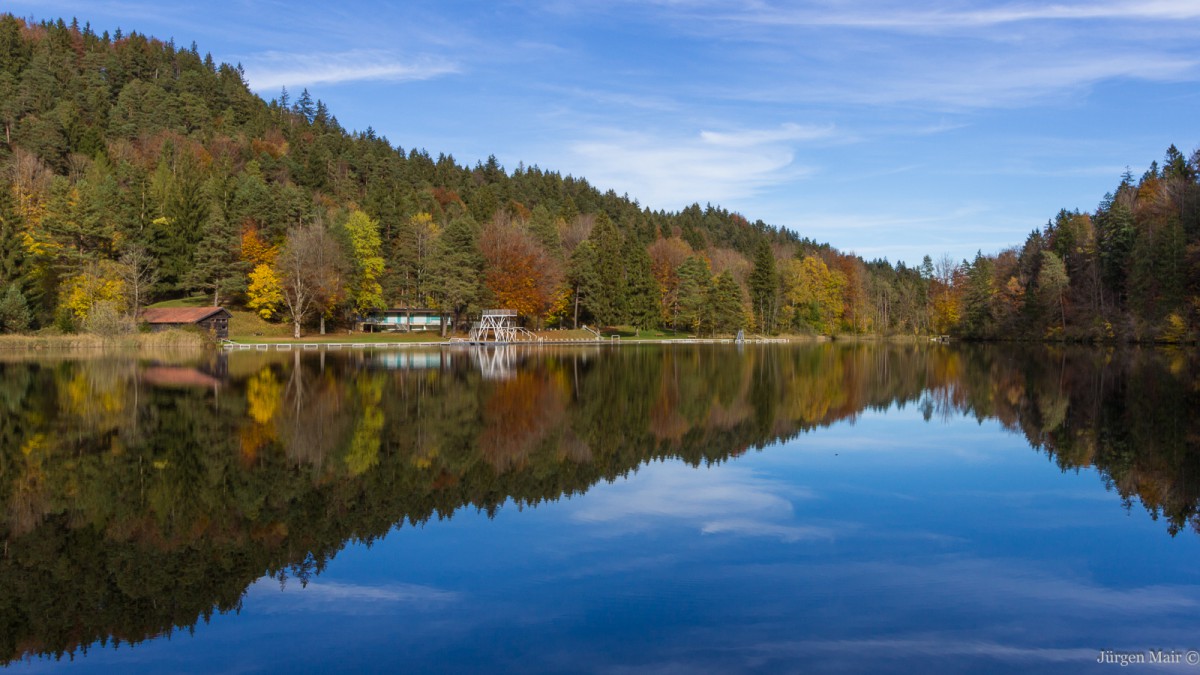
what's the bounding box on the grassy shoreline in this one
[0,330,210,351]
[0,328,944,351]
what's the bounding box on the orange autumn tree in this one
[479,214,562,324]
[240,223,277,268]
[648,236,694,324]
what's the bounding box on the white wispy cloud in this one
[563,122,828,209]
[880,54,1197,108]
[617,0,1200,111]
[721,0,1200,31]
[243,50,458,90]
[699,123,835,147]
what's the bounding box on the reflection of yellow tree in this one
[58,365,129,438]
[246,369,281,424]
[345,375,384,476]
[8,434,50,536]
[782,353,845,425]
[241,368,281,462]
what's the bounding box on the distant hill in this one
[0,14,1196,340]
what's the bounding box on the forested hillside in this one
[0,15,1197,341]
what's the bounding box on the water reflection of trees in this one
[0,343,1197,662]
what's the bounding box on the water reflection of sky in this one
[14,404,1200,674]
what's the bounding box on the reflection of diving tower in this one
[469,309,538,344]
[474,345,516,379]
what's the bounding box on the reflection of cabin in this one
[140,307,231,339]
[141,366,223,390]
[360,308,446,332]
[370,351,453,370]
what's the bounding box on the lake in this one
[1,343,1198,673]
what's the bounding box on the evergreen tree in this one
[586,212,626,326]
[710,270,744,335]
[748,240,778,333]
[959,252,995,338]
[527,204,561,258]
[624,238,660,331]
[1096,193,1135,308]
[676,256,713,334]
[151,156,208,293]
[0,284,31,332]
[294,88,315,123]
[0,184,28,292]
[567,240,599,329]
[428,214,483,334]
[187,204,243,306]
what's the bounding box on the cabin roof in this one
[140,306,231,324]
[368,308,444,315]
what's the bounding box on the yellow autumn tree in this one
[781,256,845,334]
[247,263,282,319]
[59,260,127,332]
[343,209,385,314]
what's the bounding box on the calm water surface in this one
[1,343,1198,673]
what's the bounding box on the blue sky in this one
[9,1,1200,265]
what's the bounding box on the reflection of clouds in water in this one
[868,558,1199,613]
[248,580,461,615]
[737,556,1200,617]
[721,638,1098,668]
[608,556,1200,671]
[701,519,835,542]
[570,461,830,541]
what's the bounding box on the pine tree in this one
[624,239,660,331]
[294,88,315,123]
[567,241,599,329]
[0,284,31,333]
[960,252,995,338]
[676,256,713,334]
[710,270,744,335]
[150,156,208,293]
[428,215,483,334]
[0,185,28,292]
[587,212,626,326]
[1096,193,1135,308]
[187,204,243,306]
[748,240,778,333]
[527,205,561,258]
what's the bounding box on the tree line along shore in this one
[0,15,1198,344]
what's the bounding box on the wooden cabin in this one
[359,308,446,332]
[140,307,232,339]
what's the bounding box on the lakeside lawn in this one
[228,331,450,344]
[141,298,797,344]
[225,326,749,344]
[224,322,796,344]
